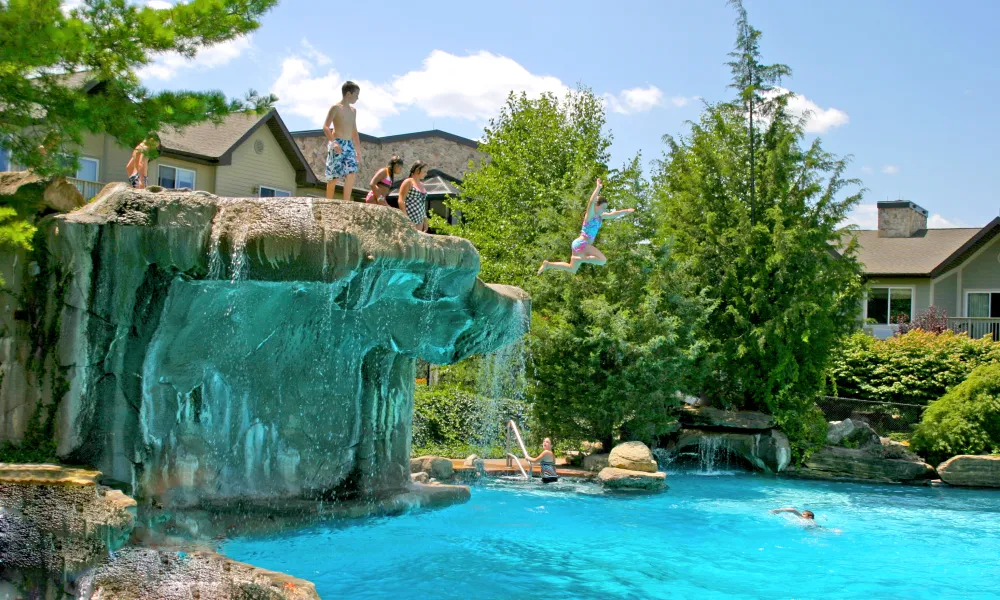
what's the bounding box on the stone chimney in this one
[877,200,928,238]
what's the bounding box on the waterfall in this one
[471,300,529,457]
[697,435,732,474]
[206,207,227,280]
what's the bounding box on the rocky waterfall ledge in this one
[0,182,529,506]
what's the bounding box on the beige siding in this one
[148,157,216,194]
[215,126,296,198]
[296,185,325,197]
[959,235,1000,293]
[932,271,959,317]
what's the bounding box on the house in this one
[852,200,1000,339]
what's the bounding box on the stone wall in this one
[0,181,528,506]
[295,133,486,189]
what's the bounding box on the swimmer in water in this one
[771,507,841,532]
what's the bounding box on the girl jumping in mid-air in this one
[537,178,635,275]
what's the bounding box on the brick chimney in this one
[877,200,928,238]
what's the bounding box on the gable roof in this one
[290,128,479,149]
[158,110,316,185]
[387,169,461,199]
[849,218,1000,277]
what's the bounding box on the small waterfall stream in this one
[471,300,529,457]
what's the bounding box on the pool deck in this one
[450,458,596,479]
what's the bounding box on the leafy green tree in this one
[529,158,711,450]
[0,0,277,176]
[435,88,610,287]
[651,1,865,458]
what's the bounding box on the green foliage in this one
[829,330,1000,405]
[0,206,36,286]
[0,0,277,176]
[528,159,712,450]
[412,383,529,459]
[649,4,865,460]
[911,363,1000,464]
[434,88,610,287]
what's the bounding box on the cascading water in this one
[471,300,529,457]
[696,435,732,474]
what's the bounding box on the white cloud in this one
[861,166,873,174]
[843,204,878,229]
[881,165,900,175]
[391,50,569,121]
[272,44,688,132]
[762,87,848,133]
[605,86,694,115]
[146,0,173,8]
[60,0,86,12]
[270,55,398,134]
[138,35,252,81]
[928,214,965,228]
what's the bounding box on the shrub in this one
[412,384,529,459]
[896,306,949,335]
[828,330,1000,405]
[911,364,1000,464]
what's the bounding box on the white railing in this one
[948,318,1000,341]
[504,420,531,479]
[67,177,104,202]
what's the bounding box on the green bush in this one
[828,330,1000,405]
[911,363,1000,464]
[412,384,530,459]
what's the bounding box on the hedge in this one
[828,330,1000,405]
[412,384,530,459]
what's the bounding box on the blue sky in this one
[124,0,999,229]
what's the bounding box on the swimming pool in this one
[222,473,1000,599]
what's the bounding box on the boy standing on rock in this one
[323,81,363,201]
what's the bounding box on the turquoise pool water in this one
[222,473,1000,599]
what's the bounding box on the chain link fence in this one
[817,396,927,437]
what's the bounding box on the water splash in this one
[697,435,731,474]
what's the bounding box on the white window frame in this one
[75,156,100,182]
[863,285,916,326]
[158,164,197,190]
[258,185,292,198]
[964,290,1000,318]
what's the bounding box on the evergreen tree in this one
[652,2,865,457]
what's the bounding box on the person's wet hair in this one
[802,510,815,519]
[409,160,427,177]
[388,155,404,175]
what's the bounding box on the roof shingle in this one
[849,228,980,276]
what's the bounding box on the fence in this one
[817,396,927,437]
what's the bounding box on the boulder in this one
[666,429,790,473]
[597,467,667,492]
[786,446,936,484]
[0,464,136,574]
[463,454,480,467]
[410,456,454,480]
[678,405,775,430]
[0,187,529,505]
[826,419,880,449]
[937,455,1000,488]
[608,441,658,473]
[75,548,319,600]
[410,471,429,484]
[583,453,609,472]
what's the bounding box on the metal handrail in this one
[504,420,531,479]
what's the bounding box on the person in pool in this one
[526,438,558,483]
[771,507,815,522]
[537,177,635,275]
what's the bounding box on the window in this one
[866,287,913,325]
[158,165,196,189]
[75,157,100,182]
[0,145,9,172]
[259,186,291,197]
[967,292,1000,318]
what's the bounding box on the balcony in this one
[67,177,104,202]
[947,317,1000,341]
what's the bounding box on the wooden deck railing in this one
[947,317,1000,341]
[67,177,104,201]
